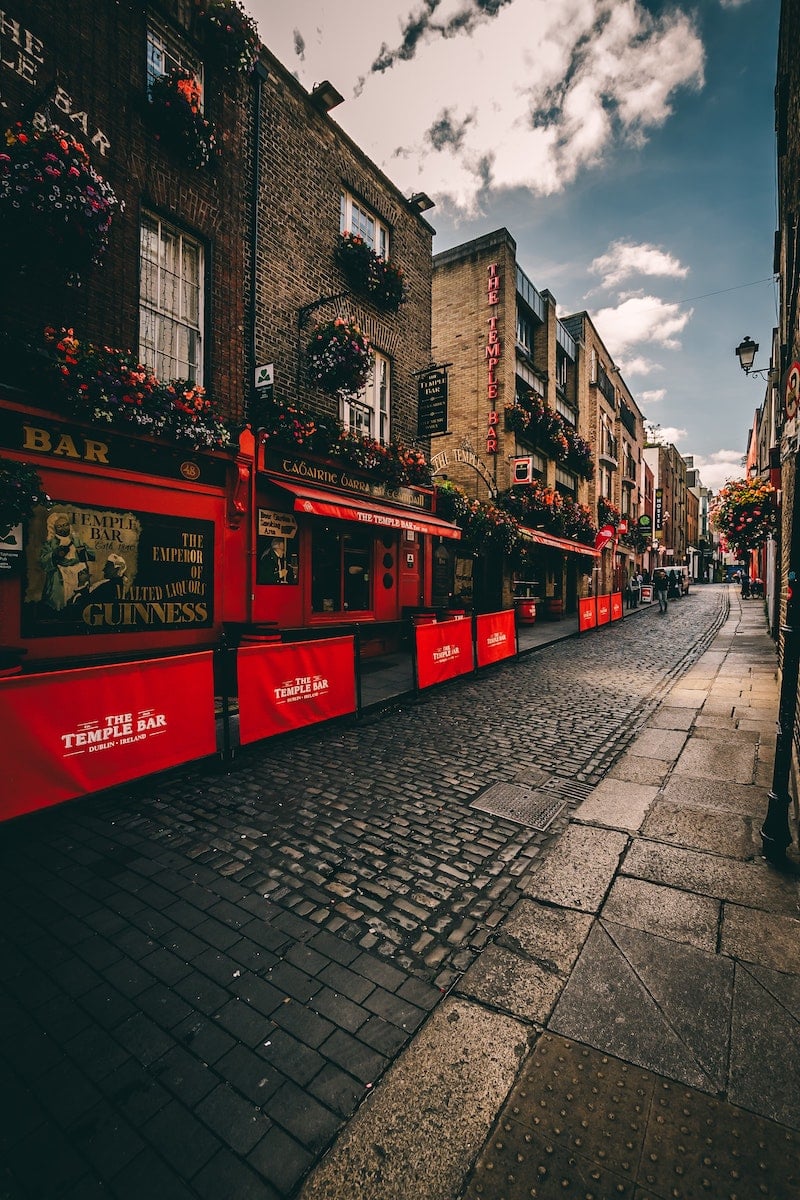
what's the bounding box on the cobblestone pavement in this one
[0,589,728,1200]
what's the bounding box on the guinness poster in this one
[22,501,214,637]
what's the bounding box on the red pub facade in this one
[0,1,457,818]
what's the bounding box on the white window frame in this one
[342,351,390,443]
[146,15,203,100]
[340,190,389,259]
[139,212,204,384]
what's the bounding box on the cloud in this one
[619,355,664,377]
[259,1,705,214]
[293,29,306,60]
[652,425,688,446]
[590,240,690,289]
[688,450,746,493]
[592,295,692,354]
[426,108,475,151]
[640,388,666,403]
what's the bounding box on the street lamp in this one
[735,336,775,382]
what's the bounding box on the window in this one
[311,527,372,614]
[342,351,390,443]
[516,305,534,354]
[146,16,202,95]
[340,190,389,259]
[139,212,203,383]
[555,345,569,391]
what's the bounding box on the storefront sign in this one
[485,264,501,444]
[414,618,474,689]
[263,450,433,512]
[654,488,663,532]
[237,637,356,743]
[21,501,214,637]
[430,446,497,497]
[417,369,448,437]
[578,597,597,631]
[0,406,227,486]
[0,652,217,820]
[476,610,516,668]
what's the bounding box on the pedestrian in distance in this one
[741,574,751,600]
[654,567,669,613]
[628,571,641,609]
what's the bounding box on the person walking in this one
[654,566,669,613]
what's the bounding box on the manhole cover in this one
[471,776,593,830]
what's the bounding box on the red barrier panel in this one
[0,652,217,822]
[415,616,475,689]
[611,591,623,621]
[238,637,356,745]
[578,597,597,632]
[597,593,612,625]
[476,610,516,668]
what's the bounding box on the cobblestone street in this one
[0,589,729,1200]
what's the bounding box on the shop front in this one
[515,526,600,622]
[250,441,462,653]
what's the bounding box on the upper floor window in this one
[340,190,389,259]
[147,16,203,97]
[555,345,569,391]
[342,351,390,444]
[139,212,203,383]
[516,305,534,355]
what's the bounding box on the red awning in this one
[267,478,462,540]
[520,527,601,558]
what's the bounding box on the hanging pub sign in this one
[417,368,448,436]
[21,500,214,638]
[654,488,663,532]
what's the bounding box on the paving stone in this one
[574,777,658,832]
[265,1079,342,1153]
[193,1147,280,1200]
[607,753,672,785]
[625,728,689,760]
[623,840,799,915]
[603,876,720,952]
[524,824,628,912]
[247,1124,314,1195]
[196,1082,271,1154]
[721,902,800,973]
[642,799,755,858]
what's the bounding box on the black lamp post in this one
[735,337,797,864]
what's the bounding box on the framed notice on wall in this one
[417,369,448,436]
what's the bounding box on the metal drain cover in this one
[471,777,593,830]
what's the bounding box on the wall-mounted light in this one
[310,81,344,112]
[408,191,435,214]
[735,336,774,381]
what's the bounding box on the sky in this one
[250,0,781,493]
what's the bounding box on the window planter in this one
[335,233,407,313]
[148,68,217,170]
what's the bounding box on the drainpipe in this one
[247,61,269,419]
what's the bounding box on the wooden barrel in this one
[546,598,564,620]
[515,599,537,625]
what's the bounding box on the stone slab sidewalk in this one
[299,594,800,1200]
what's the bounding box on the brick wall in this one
[250,49,434,448]
[0,0,248,420]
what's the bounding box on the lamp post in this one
[735,337,796,863]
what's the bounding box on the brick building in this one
[561,311,647,590]
[431,228,599,616]
[244,46,457,641]
[643,441,688,568]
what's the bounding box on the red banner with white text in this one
[415,617,475,689]
[597,593,612,625]
[238,637,356,745]
[476,610,516,668]
[578,597,597,632]
[611,591,623,621]
[0,653,217,822]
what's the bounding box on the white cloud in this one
[640,388,666,403]
[654,425,688,446]
[618,355,664,377]
[688,450,746,493]
[592,295,692,354]
[253,0,705,213]
[590,240,690,289]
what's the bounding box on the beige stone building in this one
[431,228,594,615]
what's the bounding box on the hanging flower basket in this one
[335,233,407,313]
[149,68,217,169]
[41,327,233,450]
[307,317,372,397]
[0,121,119,279]
[0,456,47,529]
[710,478,777,557]
[195,0,261,75]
